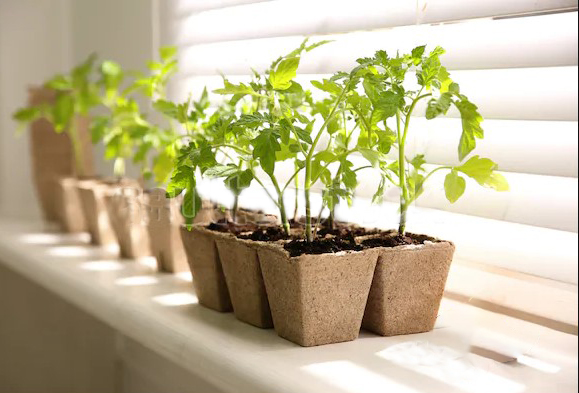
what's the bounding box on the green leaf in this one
[311,79,342,95]
[152,149,175,184]
[166,165,193,198]
[487,172,510,192]
[294,126,312,144]
[375,91,404,121]
[182,186,202,225]
[444,171,466,203]
[455,97,484,161]
[45,75,71,90]
[315,151,337,163]
[269,57,300,90]
[214,80,260,97]
[410,154,426,170]
[225,169,253,196]
[52,94,74,132]
[359,148,383,167]
[204,164,240,178]
[426,92,453,120]
[153,99,178,119]
[90,116,109,143]
[12,107,41,124]
[411,45,426,64]
[455,155,497,186]
[252,130,280,175]
[237,113,266,128]
[160,46,177,62]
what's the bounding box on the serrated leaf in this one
[455,97,484,161]
[153,99,178,119]
[359,148,383,167]
[455,155,497,186]
[444,171,466,203]
[487,172,510,192]
[214,80,260,97]
[410,154,426,170]
[311,79,342,95]
[204,164,239,178]
[269,57,300,90]
[225,169,253,195]
[426,92,453,120]
[252,130,280,175]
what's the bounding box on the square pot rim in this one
[257,240,379,262]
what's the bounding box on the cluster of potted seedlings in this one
[14,41,508,347]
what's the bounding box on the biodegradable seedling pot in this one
[146,189,188,273]
[77,180,117,247]
[180,226,232,312]
[147,191,227,273]
[258,244,378,347]
[362,240,455,337]
[55,177,87,233]
[28,87,94,223]
[216,236,273,328]
[105,186,151,259]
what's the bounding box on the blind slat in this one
[178,12,578,74]
[175,0,578,46]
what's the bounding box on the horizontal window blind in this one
[161,0,579,283]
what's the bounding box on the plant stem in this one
[293,162,299,221]
[68,116,86,177]
[269,175,290,235]
[396,110,408,235]
[232,194,239,223]
[304,86,349,242]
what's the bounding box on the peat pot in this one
[180,226,232,312]
[55,177,87,233]
[77,180,117,247]
[105,186,151,259]
[216,236,273,328]
[258,243,378,347]
[147,192,227,273]
[362,239,455,336]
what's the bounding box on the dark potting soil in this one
[238,226,290,242]
[207,220,259,235]
[284,235,363,258]
[361,232,438,249]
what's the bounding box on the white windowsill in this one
[0,218,577,393]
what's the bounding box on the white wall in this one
[0,0,155,220]
[0,0,72,220]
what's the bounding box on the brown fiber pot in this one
[105,187,151,259]
[77,180,117,246]
[28,87,94,223]
[216,236,273,328]
[258,244,378,347]
[146,190,227,273]
[55,177,87,233]
[362,240,455,336]
[180,226,232,312]
[146,189,188,273]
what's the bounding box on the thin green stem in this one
[282,164,303,193]
[269,174,290,235]
[304,85,350,242]
[68,117,86,177]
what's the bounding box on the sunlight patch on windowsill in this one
[115,275,159,286]
[79,260,125,272]
[152,292,198,306]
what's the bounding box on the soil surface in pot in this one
[361,232,439,249]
